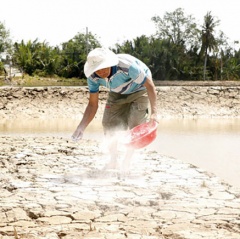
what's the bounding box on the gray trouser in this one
[102,90,149,134]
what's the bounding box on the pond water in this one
[1,118,240,188]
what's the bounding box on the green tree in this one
[222,58,240,80]
[12,31,101,78]
[200,12,219,80]
[13,39,40,75]
[13,39,61,76]
[151,8,201,80]
[0,22,12,75]
[0,22,12,56]
[148,38,176,80]
[114,35,151,66]
[34,42,61,76]
[114,35,182,81]
[152,8,201,50]
[218,40,240,80]
[220,46,240,80]
[59,32,101,78]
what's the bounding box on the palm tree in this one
[200,12,219,80]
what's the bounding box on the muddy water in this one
[1,118,240,188]
[149,118,240,188]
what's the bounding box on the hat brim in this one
[84,54,119,78]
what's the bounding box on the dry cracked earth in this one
[1,135,240,239]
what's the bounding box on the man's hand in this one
[71,129,84,142]
[149,113,159,124]
[71,92,99,142]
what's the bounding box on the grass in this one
[1,74,240,87]
[0,75,87,87]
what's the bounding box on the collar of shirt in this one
[109,66,117,78]
[93,66,117,79]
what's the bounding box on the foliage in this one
[13,39,44,75]
[58,32,101,78]
[150,8,203,80]
[152,8,201,50]
[11,32,101,79]
[0,22,12,56]
[1,8,240,83]
[0,22,12,75]
[200,12,220,80]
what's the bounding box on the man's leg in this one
[121,147,135,172]
[121,92,149,172]
[102,93,129,170]
[103,134,119,169]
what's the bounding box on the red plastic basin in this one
[124,121,158,149]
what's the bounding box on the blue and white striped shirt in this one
[87,54,151,94]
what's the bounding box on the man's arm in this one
[143,77,158,123]
[72,92,99,141]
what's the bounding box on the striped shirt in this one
[87,54,151,94]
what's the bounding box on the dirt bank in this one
[0,85,240,119]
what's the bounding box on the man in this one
[72,47,158,170]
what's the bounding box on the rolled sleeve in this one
[87,78,100,93]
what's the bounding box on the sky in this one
[1,0,239,49]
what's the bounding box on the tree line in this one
[0,8,240,81]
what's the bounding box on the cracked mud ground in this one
[1,136,240,239]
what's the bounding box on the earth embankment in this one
[0,85,240,119]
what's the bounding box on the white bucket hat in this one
[84,48,119,77]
